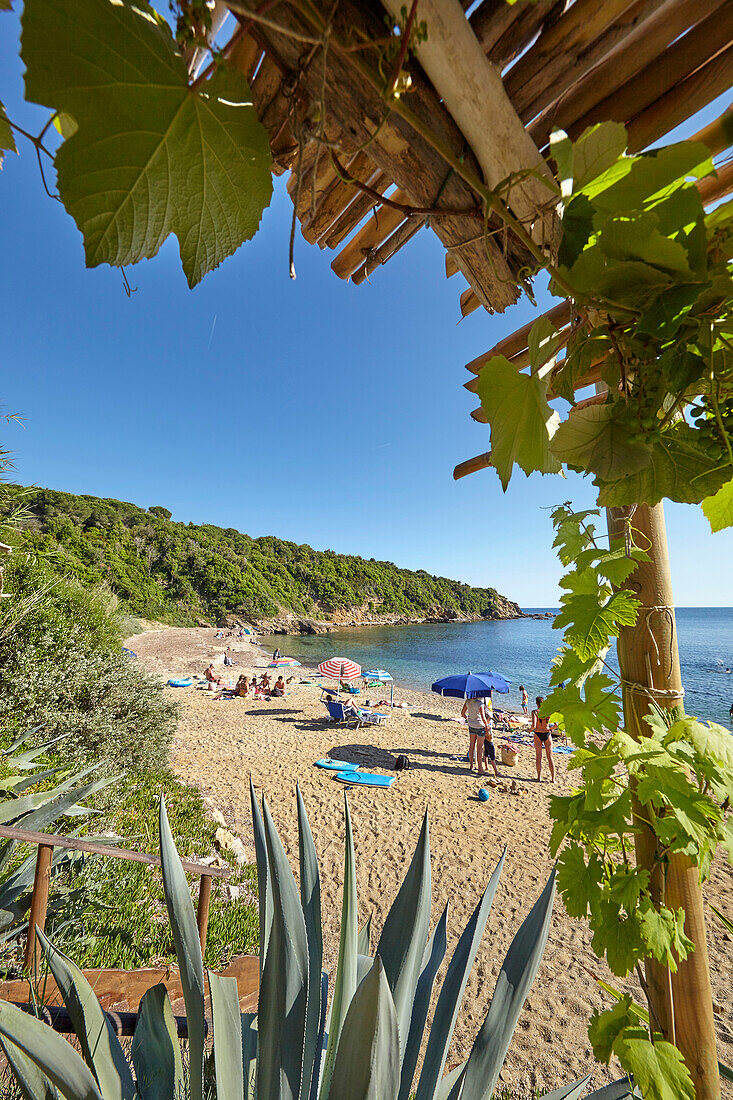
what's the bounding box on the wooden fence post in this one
[196,874,212,956]
[24,843,53,975]
[607,502,720,1100]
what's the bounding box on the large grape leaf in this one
[597,423,732,506]
[21,0,272,287]
[477,355,561,490]
[550,404,652,479]
[701,478,733,532]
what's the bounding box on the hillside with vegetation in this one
[4,485,521,627]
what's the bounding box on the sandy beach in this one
[126,626,733,1098]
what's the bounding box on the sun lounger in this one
[323,700,362,728]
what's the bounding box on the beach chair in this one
[340,681,360,694]
[323,700,362,728]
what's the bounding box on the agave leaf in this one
[376,808,432,1061]
[208,971,244,1100]
[0,1000,103,1100]
[585,1080,636,1098]
[357,915,372,957]
[0,765,99,825]
[437,1061,466,1100]
[297,784,324,1100]
[319,793,358,1100]
[257,796,309,1100]
[356,953,374,987]
[398,904,448,1100]
[328,957,400,1100]
[36,928,135,1099]
[249,777,272,974]
[241,1012,258,1100]
[131,983,184,1100]
[0,1034,59,1100]
[416,849,506,1100]
[0,838,16,877]
[459,868,556,1100]
[540,1078,592,1099]
[159,796,205,1100]
[709,903,733,935]
[15,773,116,834]
[0,767,65,794]
[2,726,45,756]
[720,1062,733,1084]
[7,735,69,770]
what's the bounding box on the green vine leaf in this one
[591,902,645,976]
[614,1028,695,1100]
[0,101,17,165]
[542,676,620,744]
[701,478,733,532]
[556,845,604,919]
[21,0,273,287]
[554,590,640,661]
[596,422,733,507]
[637,900,693,971]
[476,355,561,490]
[550,404,653,480]
[588,997,636,1064]
[550,122,628,198]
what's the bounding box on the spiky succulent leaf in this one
[398,904,448,1100]
[208,970,244,1100]
[132,984,184,1100]
[297,784,324,1100]
[0,1001,103,1100]
[0,1035,58,1100]
[328,957,400,1100]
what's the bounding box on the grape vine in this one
[543,505,733,1099]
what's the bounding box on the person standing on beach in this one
[520,685,528,716]
[531,696,556,783]
[461,696,490,774]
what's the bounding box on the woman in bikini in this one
[531,695,556,783]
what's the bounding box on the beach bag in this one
[501,745,519,767]
[394,754,411,772]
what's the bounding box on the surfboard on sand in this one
[314,758,360,771]
[334,771,396,788]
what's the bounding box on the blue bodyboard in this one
[334,771,396,788]
[315,758,360,771]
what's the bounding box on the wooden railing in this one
[0,824,230,971]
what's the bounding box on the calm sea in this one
[266,608,733,727]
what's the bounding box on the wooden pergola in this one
[189,4,731,1096]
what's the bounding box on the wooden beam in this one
[445,254,459,278]
[565,5,733,148]
[454,451,492,480]
[626,43,733,153]
[528,0,726,151]
[331,192,408,279]
[230,0,523,312]
[691,103,733,158]
[504,0,641,122]
[351,218,424,284]
[302,151,382,244]
[24,843,53,974]
[697,159,733,206]
[382,0,559,252]
[0,824,230,879]
[470,0,567,70]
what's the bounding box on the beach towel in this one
[314,758,360,771]
[334,771,396,788]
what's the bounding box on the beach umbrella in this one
[318,657,361,695]
[431,670,510,699]
[268,657,301,668]
[364,668,394,703]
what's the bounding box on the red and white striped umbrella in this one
[317,657,361,681]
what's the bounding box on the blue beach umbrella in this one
[364,668,394,703]
[431,670,510,698]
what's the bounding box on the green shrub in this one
[0,556,177,772]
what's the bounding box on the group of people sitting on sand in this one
[203,665,290,700]
[462,687,558,783]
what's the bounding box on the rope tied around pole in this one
[635,603,677,680]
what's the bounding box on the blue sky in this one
[1,13,732,607]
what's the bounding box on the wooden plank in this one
[464,300,572,375]
[0,824,230,879]
[454,451,492,480]
[460,287,481,316]
[567,5,733,146]
[470,0,567,69]
[351,218,424,284]
[322,173,390,249]
[626,43,733,153]
[331,191,408,278]
[228,30,263,82]
[235,0,522,311]
[303,151,382,244]
[697,159,733,206]
[382,0,559,251]
[24,843,53,974]
[529,0,726,150]
[504,0,641,121]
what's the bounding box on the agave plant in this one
[0,783,635,1099]
[0,726,117,950]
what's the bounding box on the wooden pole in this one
[24,843,53,975]
[607,503,720,1100]
[197,874,213,956]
